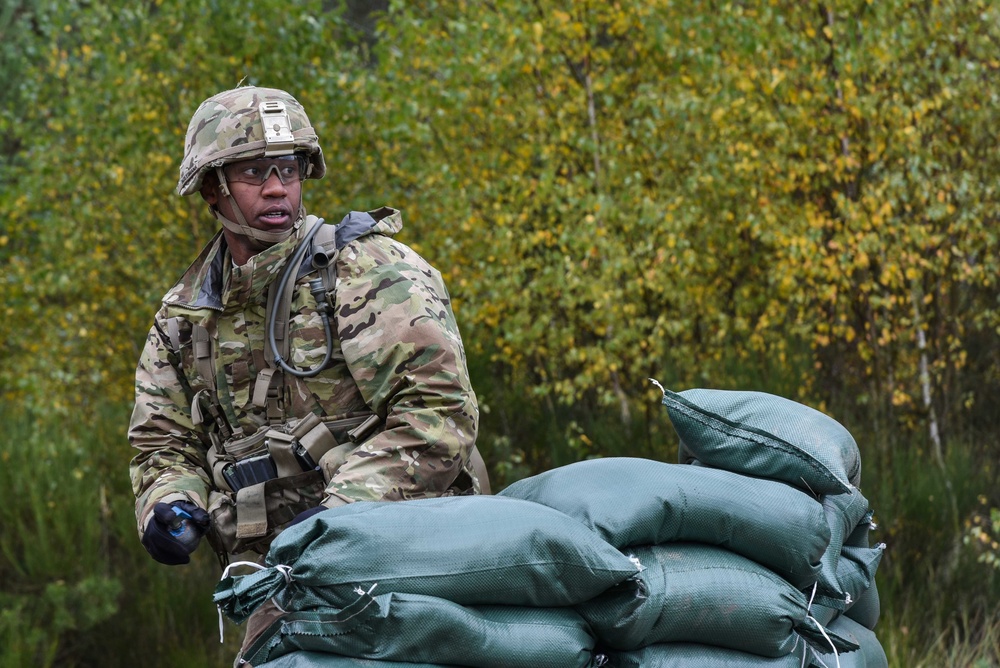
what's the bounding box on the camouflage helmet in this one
[176,86,326,196]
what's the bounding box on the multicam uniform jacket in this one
[129,207,479,555]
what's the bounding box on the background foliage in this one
[1,0,997,666]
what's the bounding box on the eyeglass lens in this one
[224,156,305,186]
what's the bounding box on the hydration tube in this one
[267,218,335,378]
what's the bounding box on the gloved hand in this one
[287,505,327,527]
[142,501,210,565]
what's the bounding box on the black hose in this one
[267,218,334,378]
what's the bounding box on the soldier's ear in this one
[200,173,220,206]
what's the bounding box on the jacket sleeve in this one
[323,236,479,505]
[128,317,213,536]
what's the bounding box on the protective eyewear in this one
[223,155,307,186]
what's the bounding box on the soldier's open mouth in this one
[260,210,290,225]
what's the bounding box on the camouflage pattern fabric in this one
[129,207,480,553]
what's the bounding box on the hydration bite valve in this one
[309,278,328,316]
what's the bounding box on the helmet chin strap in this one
[212,166,303,248]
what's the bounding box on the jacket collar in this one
[161,207,402,315]
[162,227,303,314]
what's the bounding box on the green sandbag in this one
[841,510,882,629]
[606,615,885,668]
[499,457,829,589]
[808,602,839,628]
[844,511,875,548]
[839,546,882,603]
[661,387,861,494]
[216,496,641,622]
[807,547,882,630]
[605,643,806,668]
[243,591,600,668]
[576,543,858,656]
[844,574,881,630]
[606,636,880,668]
[810,615,888,668]
[813,490,884,610]
[257,652,456,668]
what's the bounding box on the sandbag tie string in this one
[801,583,841,668]
[216,561,294,643]
[806,614,841,668]
[352,582,379,597]
[806,582,818,611]
[220,560,294,584]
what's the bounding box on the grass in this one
[0,403,240,668]
[863,437,1000,668]
[882,611,1000,667]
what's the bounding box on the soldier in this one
[128,86,483,656]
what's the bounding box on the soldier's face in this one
[200,167,302,236]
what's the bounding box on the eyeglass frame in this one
[222,154,308,187]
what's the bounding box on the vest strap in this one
[266,430,304,479]
[235,483,269,539]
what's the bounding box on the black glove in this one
[287,505,327,527]
[142,501,210,565]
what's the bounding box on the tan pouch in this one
[206,471,326,556]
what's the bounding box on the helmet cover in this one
[176,86,326,196]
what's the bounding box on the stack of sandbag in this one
[501,457,884,667]
[214,386,886,668]
[559,385,884,667]
[214,494,641,667]
[663,388,884,629]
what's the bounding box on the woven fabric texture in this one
[500,457,829,588]
[663,388,861,494]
